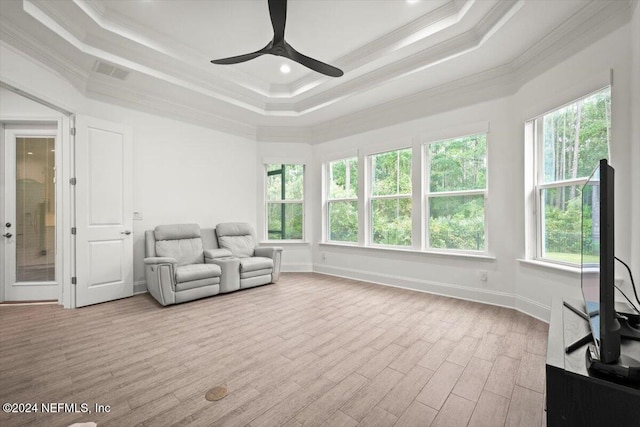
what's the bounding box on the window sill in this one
[319,242,496,261]
[517,258,581,274]
[259,240,310,246]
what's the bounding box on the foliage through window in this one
[266,164,304,240]
[327,158,358,242]
[426,134,487,251]
[534,87,610,264]
[370,148,412,246]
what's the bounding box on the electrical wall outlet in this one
[480,270,488,282]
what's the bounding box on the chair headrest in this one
[154,224,201,241]
[216,222,254,237]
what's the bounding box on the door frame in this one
[0,116,73,307]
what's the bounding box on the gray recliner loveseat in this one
[144,223,282,306]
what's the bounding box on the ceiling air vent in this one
[93,61,130,80]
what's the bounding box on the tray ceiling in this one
[0,0,633,141]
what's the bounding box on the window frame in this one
[325,157,359,244]
[264,163,305,242]
[423,133,488,254]
[530,86,611,266]
[368,147,413,248]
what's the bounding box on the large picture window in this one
[266,164,304,240]
[533,87,610,264]
[426,134,487,251]
[370,148,412,246]
[327,157,358,242]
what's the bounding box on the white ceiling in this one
[0,0,634,142]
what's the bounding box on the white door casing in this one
[74,116,133,307]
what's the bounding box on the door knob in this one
[121,230,132,235]
[2,233,12,238]
[5,222,11,228]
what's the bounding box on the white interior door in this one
[75,116,133,307]
[2,127,59,301]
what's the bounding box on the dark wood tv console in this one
[546,297,640,426]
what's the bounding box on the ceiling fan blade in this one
[268,0,287,43]
[210,49,266,65]
[284,43,343,77]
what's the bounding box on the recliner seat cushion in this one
[239,257,273,272]
[175,264,221,283]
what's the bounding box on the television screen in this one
[581,159,620,363]
[581,165,601,350]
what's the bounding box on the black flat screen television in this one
[581,158,621,364]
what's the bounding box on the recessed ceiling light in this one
[27,152,33,155]
[280,64,291,74]
[407,0,419,4]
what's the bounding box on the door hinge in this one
[71,227,76,235]
[70,127,76,136]
[71,277,77,285]
[69,178,76,185]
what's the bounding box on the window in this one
[533,87,610,264]
[426,134,487,251]
[327,157,358,242]
[266,164,304,240]
[370,148,412,246]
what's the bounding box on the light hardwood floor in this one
[0,273,548,427]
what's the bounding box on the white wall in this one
[2,14,637,317]
[86,100,257,287]
[312,22,638,321]
[513,21,636,316]
[1,43,259,292]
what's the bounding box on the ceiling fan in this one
[210,0,344,78]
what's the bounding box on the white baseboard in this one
[132,266,552,321]
[133,281,147,295]
[514,295,551,323]
[314,264,550,322]
[281,263,313,272]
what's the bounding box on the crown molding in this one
[85,76,257,140]
[308,64,517,144]
[0,17,89,94]
[256,126,314,143]
[510,0,630,85]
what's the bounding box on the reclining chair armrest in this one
[144,257,177,266]
[254,246,283,282]
[204,248,233,260]
[144,257,177,306]
[254,246,282,259]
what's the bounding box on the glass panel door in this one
[15,137,56,282]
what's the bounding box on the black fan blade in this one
[284,43,343,77]
[211,48,266,65]
[268,0,287,43]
